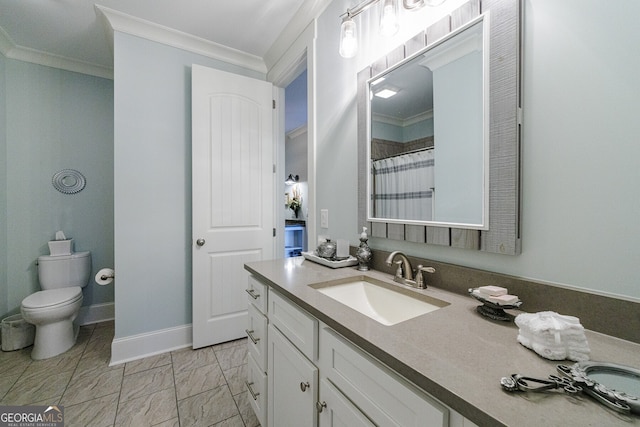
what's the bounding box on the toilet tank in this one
[37,251,92,290]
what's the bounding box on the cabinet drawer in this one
[246,352,267,427]
[247,275,268,314]
[247,302,268,372]
[319,327,448,427]
[269,290,318,361]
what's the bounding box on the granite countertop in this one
[245,257,640,427]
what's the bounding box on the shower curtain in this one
[372,150,434,221]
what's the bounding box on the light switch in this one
[320,209,329,228]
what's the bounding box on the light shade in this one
[339,18,358,58]
[379,0,399,37]
[285,174,299,185]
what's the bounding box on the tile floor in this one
[0,321,259,427]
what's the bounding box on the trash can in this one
[1,314,35,351]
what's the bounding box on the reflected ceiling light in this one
[374,88,398,98]
[339,0,447,58]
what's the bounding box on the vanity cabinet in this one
[246,274,477,427]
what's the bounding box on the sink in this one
[310,276,449,325]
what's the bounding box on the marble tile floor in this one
[0,320,259,427]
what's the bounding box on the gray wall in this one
[0,58,114,319]
[112,32,265,339]
[314,0,640,300]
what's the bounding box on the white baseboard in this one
[77,302,115,325]
[109,324,192,366]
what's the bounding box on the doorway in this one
[283,70,308,258]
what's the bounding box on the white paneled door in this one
[192,64,274,349]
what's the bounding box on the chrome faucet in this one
[385,251,435,289]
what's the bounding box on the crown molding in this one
[264,0,332,71]
[95,5,267,74]
[286,124,308,139]
[372,109,433,127]
[0,25,113,79]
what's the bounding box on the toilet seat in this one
[22,287,82,309]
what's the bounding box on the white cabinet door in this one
[268,324,318,427]
[318,379,375,427]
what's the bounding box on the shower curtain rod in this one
[372,145,433,161]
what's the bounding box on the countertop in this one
[245,257,640,427]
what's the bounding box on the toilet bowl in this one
[20,251,91,360]
[21,287,83,360]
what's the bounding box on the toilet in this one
[21,251,91,360]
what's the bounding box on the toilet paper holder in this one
[100,271,115,280]
[95,268,115,285]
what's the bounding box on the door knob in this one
[196,238,205,246]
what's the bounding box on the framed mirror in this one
[368,15,488,229]
[357,0,521,255]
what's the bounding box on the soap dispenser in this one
[356,227,372,271]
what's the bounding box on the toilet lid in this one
[22,287,82,309]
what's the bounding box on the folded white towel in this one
[515,311,590,362]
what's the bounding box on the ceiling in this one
[0,0,315,77]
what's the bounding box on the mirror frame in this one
[367,15,489,230]
[358,0,522,255]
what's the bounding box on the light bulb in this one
[379,0,399,37]
[339,18,358,58]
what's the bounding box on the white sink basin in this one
[311,276,448,326]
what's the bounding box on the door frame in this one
[269,21,317,255]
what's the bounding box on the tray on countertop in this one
[301,251,358,268]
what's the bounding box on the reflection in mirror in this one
[564,361,640,414]
[61,175,78,187]
[368,17,488,228]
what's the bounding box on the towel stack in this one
[515,311,590,361]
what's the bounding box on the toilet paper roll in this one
[95,268,115,285]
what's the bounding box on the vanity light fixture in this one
[285,174,299,185]
[339,16,358,58]
[339,0,448,57]
[379,0,400,37]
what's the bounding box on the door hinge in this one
[273,228,276,237]
[273,164,276,173]
[272,100,276,109]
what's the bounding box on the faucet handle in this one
[415,265,436,289]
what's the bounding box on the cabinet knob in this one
[316,401,327,413]
[300,381,310,392]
